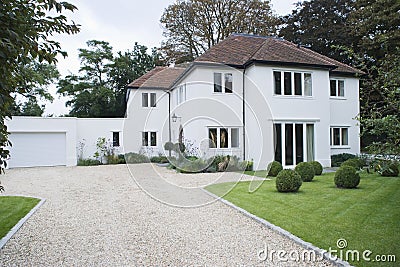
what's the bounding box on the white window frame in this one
[213,72,233,93]
[177,84,186,104]
[274,122,315,166]
[208,127,240,149]
[273,70,313,97]
[330,127,349,147]
[330,79,345,98]
[142,92,157,107]
[141,131,157,147]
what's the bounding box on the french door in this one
[274,123,314,166]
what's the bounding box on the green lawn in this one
[206,172,400,266]
[0,196,41,239]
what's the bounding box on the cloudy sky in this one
[46,0,300,115]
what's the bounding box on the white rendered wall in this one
[245,64,333,168]
[170,65,244,159]
[76,118,124,160]
[329,77,360,156]
[124,88,170,157]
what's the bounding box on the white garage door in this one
[8,132,66,168]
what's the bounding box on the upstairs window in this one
[177,84,186,104]
[274,71,312,96]
[142,93,157,107]
[214,72,233,93]
[330,79,345,97]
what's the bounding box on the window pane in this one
[220,128,228,148]
[333,128,340,145]
[304,73,312,96]
[330,80,337,96]
[150,132,157,146]
[306,124,315,161]
[285,124,294,165]
[231,128,239,148]
[150,93,156,107]
[284,72,292,95]
[142,132,148,146]
[274,124,282,164]
[209,128,217,148]
[295,124,303,164]
[225,73,233,93]
[274,71,281,94]
[294,73,302,95]
[338,80,345,97]
[214,73,222,92]
[342,128,348,145]
[113,132,120,147]
[142,93,148,107]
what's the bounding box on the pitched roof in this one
[195,33,363,74]
[127,66,186,89]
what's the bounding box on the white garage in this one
[8,132,67,168]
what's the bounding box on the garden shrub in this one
[239,160,254,171]
[77,158,101,166]
[331,153,356,167]
[380,161,399,177]
[341,158,363,170]
[124,152,150,164]
[334,166,360,188]
[310,161,323,175]
[150,156,169,164]
[267,161,283,177]
[295,162,315,182]
[276,169,302,193]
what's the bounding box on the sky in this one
[45,0,300,116]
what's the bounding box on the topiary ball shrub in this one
[341,158,363,170]
[310,161,323,176]
[380,162,399,177]
[267,161,283,177]
[294,162,315,182]
[334,166,360,189]
[276,169,302,193]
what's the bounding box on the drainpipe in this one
[166,91,172,157]
[242,67,246,161]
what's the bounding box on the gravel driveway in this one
[0,164,333,266]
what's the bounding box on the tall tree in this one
[0,0,79,172]
[58,41,161,118]
[160,0,279,63]
[11,61,60,116]
[349,0,400,154]
[279,0,356,64]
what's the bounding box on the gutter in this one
[165,90,172,157]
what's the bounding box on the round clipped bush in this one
[381,162,399,177]
[341,158,362,170]
[334,166,360,189]
[294,162,315,182]
[276,169,302,192]
[267,161,283,177]
[310,161,323,176]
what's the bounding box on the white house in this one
[5,33,362,169]
[124,34,362,169]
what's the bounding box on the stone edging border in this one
[0,195,46,250]
[202,188,352,267]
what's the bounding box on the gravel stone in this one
[0,164,334,266]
